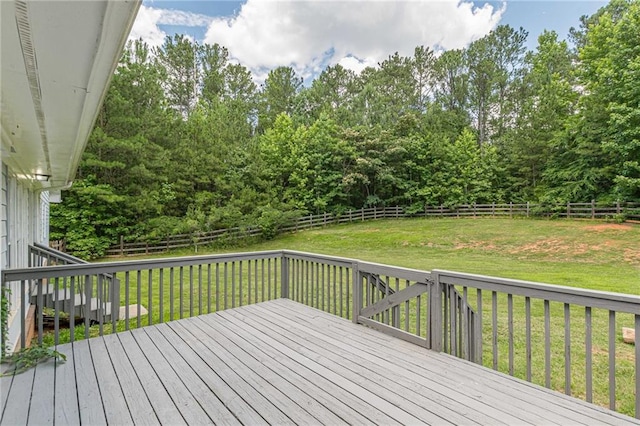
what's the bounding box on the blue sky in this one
[132,1,607,82]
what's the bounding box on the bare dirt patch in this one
[624,248,640,265]
[510,238,606,257]
[583,224,633,232]
[454,240,498,251]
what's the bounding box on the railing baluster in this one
[148,269,153,326]
[508,293,513,376]
[37,278,44,344]
[54,277,60,345]
[207,264,212,313]
[232,261,236,308]
[585,306,592,403]
[492,291,498,370]
[125,272,130,329]
[451,286,457,356]
[525,296,531,382]
[261,259,266,303]
[609,310,616,411]
[84,275,91,339]
[254,260,258,304]
[476,289,482,364]
[248,260,252,305]
[404,280,410,332]
[544,299,551,388]
[20,280,26,348]
[463,287,468,360]
[216,263,220,312]
[224,262,228,310]
[564,303,571,395]
[198,265,203,314]
[239,261,243,307]
[321,263,325,311]
[417,292,422,337]
[189,265,194,317]
[135,270,142,327]
[69,277,75,342]
[98,274,104,334]
[159,269,164,323]
[268,258,272,301]
[169,268,174,321]
[339,266,344,318]
[346,267,350,320]
[273,258,278,300]
[178,267,184,320]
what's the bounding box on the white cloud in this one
[204,0,506,79]
[131,1,505,82]
[129,5,214,47]
[129,5,167,47]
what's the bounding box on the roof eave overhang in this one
[0,0,141,191]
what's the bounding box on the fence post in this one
[509,202,513,218]
[281,255,289,299]
[527,201,530,217]
[120,235,124,256]
[591,199,596,219]
[429,271,443,352]
[440,205,444,218]
[492,202,495,217]
[567,202,571,218]
[352,262,361,324]
[473,203,477,218]
[617,201,621,215]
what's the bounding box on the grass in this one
[45,217,640,416]
[214,217,640,293]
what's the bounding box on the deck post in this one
[351,262,361,324]
[428,271,443,352]
[281,254,290,299]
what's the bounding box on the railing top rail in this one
[433,269,640,314]
[281,250,354,268]
[32,242,88,265]
[2,250,286,281]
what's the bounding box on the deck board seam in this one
[249,302,520,425]
[190,314,360,425]
[129,327,215,425]
[263,300,603,424]
[146,323,243,425]
[238,303,522,425]
[216,309,428,425]
[194,314,373,425]
[170,318,296,425]
[207,312,401,425]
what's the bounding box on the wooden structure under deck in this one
[2,299,637,425]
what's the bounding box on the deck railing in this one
[2,249,640,418]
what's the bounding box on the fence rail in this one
[3,249,640,417]
[61,201,640,257]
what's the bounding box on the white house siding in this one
[1,160,48,352]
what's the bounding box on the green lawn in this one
[212,217,640,293]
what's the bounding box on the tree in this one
[155,35,200,117]
[258,67,303,132]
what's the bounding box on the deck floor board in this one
[270,298,633,425]
[2,299,639,425]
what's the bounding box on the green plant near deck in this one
[1,286,10,360]
[1,344,66,376]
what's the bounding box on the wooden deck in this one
[1,299,638,425]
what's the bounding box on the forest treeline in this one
[51,0,640,258]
